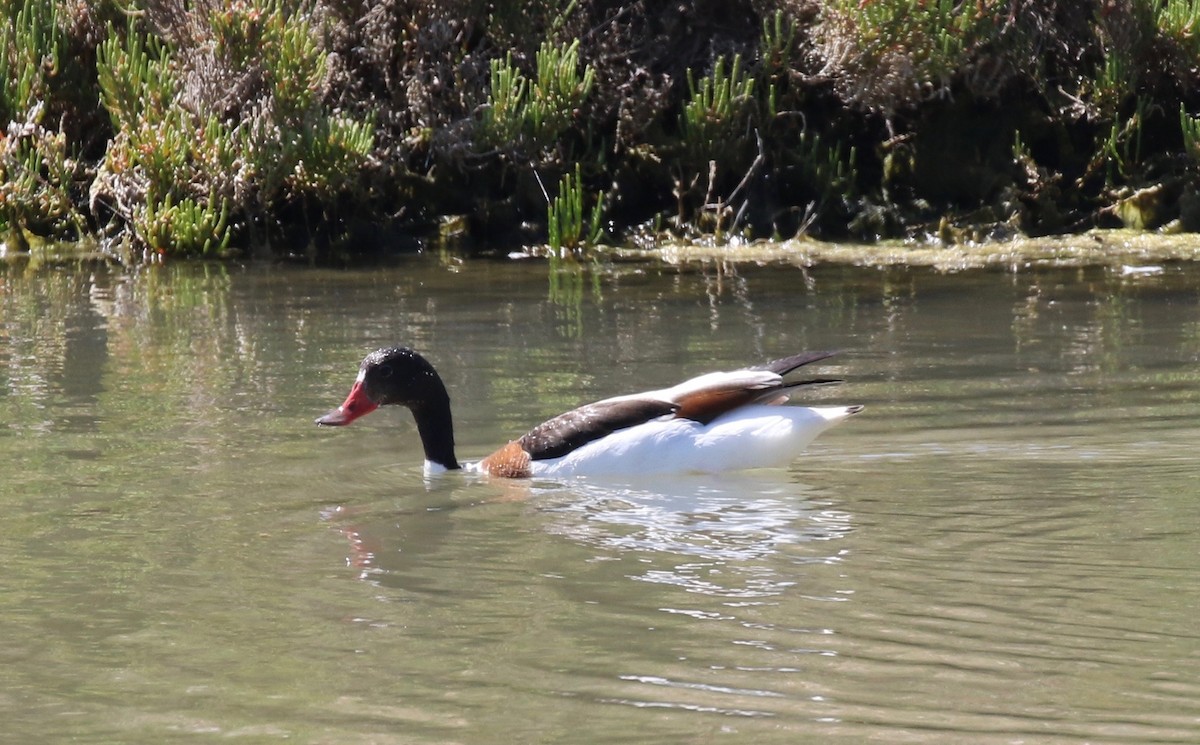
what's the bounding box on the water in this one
[2,253,1199,743]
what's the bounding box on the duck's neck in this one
[411,393,460,471]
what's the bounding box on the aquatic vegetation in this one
[760,10,796,95]
[795,132,858,226]
[0,108,80,246]
[547,163,604,251]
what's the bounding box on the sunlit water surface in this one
[2,254,1199,743]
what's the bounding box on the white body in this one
[517,405,856,478]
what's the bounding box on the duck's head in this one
[315,347,446,426]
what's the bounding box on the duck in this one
[315,347,862,478]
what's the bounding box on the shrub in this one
[815,0,1007,113]
[93,1,374,256]
[95,20,229,255]
[0,0,81,241]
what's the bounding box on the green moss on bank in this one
[4,0,1200,259]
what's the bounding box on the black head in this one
[315,347,447,426]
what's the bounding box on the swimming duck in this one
[316,347,861,478]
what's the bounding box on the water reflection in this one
[322,471,853,595]
[546,252,603,339]
[314,468,858,726]
[539,473,849,568]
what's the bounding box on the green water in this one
[2,254,1199,743]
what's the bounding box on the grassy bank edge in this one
[5,1,1200,260]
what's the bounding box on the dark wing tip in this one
[757,351,838,376]
[800,377,843,386]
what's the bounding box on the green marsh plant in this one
[760,10,796,119]
[818,0,1004,111]
[547,163,604,251]
[680,55,755,162]
[480,39,595,151]
[1091,44,1135,120]
[795,130,857,223]
[1181,105,1200,164]
[94,2,374,256]
[0,0,81,241]
[529,39,594,146]
[1105,96,1147,183]
[1156,0,1200,58]
[96,20,231,255]
[482,51,529,147]
[0,0,61,122]
[205,0,374,215]
[1076,6,1154,190]
[674,54,759,236]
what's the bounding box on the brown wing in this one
[518,398,679,461]
[673,387,766,425]
[675,352,844,425]
[673,379,843,425]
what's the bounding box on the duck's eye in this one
[377,365,393,379]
